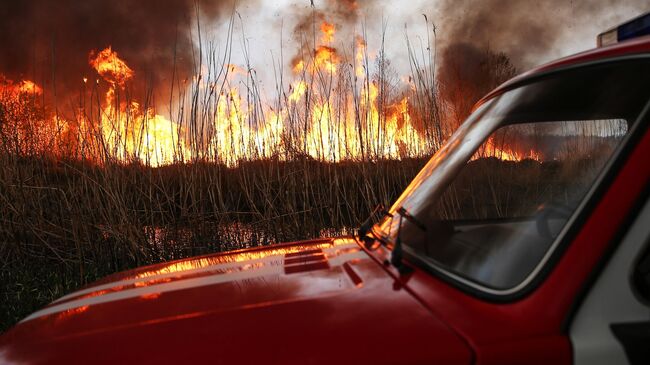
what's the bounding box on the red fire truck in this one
[1,13,650,365]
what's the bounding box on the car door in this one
[570,190,650,365]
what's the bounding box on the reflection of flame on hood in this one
[55,305,89,322]
[22,238,366,324]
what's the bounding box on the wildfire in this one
[293,46,340,74]
[1,18,438,166]
[315,46,340,73]
[89,47,186,166]
[89,47,134,86]
[0,78,43,97]
[16,80,42,95]
[290,22,427,161]
[288,80,308,102]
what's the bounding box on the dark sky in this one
[0,0,235,103]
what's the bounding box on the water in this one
[136,222,353,261]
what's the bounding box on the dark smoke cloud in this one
[291,0,364,38]
[434,0,649,121]
[437,43,517,126]
[437,0,648,67]
[0,0,236,103]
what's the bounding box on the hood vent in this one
[284,249,330,274]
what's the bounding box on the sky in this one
[198,0,649,89]
[1,0,648,108]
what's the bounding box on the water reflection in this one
[26,238,364,323]
[125,222,354,262]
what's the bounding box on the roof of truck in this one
[477,35,650,107]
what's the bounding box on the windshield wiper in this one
[396,206,427,231]
[358,204,426,274]
[357,204,392,242]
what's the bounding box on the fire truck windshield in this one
[372,58,650,294]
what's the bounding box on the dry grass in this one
[0,152,428,330]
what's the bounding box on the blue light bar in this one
[598,12,650,47]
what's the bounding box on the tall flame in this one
[89,47,186,166]
[3,18,507,167]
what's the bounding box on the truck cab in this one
[2,16,650,365]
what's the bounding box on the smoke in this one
[437,43,517,125]
[1,0,647,110]
[0,0,238,103]
[290,0,364,68]
[434,0,649,121]
[437,0,648,67]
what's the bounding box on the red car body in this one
[1,37,650,365]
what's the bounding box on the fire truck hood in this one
[0,237,471,364]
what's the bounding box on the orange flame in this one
[89,46,134,87]
[321,22,336,43]
[89,47,187,166]
[0,77,43,97]
[314,46,340,73]
[17,80,42,95]
[1,16,475,167]
[476,137,543,162]
[355,35,367,77]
